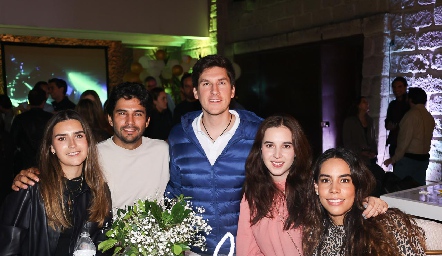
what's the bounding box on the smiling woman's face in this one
[314,158,355,225]
[261,126,295,183]
[50,119,88,178]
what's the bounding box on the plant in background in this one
[98,195,211,256]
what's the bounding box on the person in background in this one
[384,87,435,185]
[75,99,111,143]
[385,76,410,158]
[237,115,388,256]
[143,87,173,141]
[48,78,76,111]
[302,147,425,256]
[0,94,14,133]
[144,76,175,114]
[80,89,113,136]
[1,110,112,255]
[11,88,53,174]
[343,96,384,196]
[80,90,104,107]
[173,73,201,125]
[17,81,55,113]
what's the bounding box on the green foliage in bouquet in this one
[98,195,211,256]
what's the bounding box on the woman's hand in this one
[11,167,40,191]
[362,196,388,219]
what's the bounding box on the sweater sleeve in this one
[391,112,414,163]
[236,196,264,256]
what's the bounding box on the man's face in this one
[145,80,157,91]
[193,67,235,116]
[182,77,195,101]
[108,98,149,150]
[48,82,64,100]
[392,81,407,99]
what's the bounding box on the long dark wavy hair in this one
[243,114,312,230]
[302,148,425,255]
[39,110,111,230]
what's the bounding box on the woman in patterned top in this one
[302,147,426,256]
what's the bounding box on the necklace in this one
[275,194,302,256]
[201,113,232,142]
[65,175,83,220]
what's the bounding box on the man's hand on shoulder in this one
[12,167,40,191]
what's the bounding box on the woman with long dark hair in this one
[302,147,425,256]
[0,110,112,255]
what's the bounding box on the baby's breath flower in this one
[98,195,211,256]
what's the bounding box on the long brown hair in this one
[244,114,312,229]
[302,148,425,255]
[39,110,111,230]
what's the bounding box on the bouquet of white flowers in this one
[98,195,212,256]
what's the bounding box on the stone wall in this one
[388,0,441,181]
[221,0,441,181]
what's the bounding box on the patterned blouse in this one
[313,213,426,256]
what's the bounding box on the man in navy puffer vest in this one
[166,55,262,255]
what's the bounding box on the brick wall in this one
[221,0,441,182]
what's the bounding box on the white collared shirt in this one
[192,110,240,165]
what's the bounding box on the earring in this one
[315,191,319,196]
[51,151,55,155]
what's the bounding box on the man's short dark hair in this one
[408,87,427,104]
[192,55,236,88]
[106,82,153,118]
[48,78,68,95]
[180,73,192,88]
[34,81,48,90]
[144,76,157,84]
[28,88,47,106]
